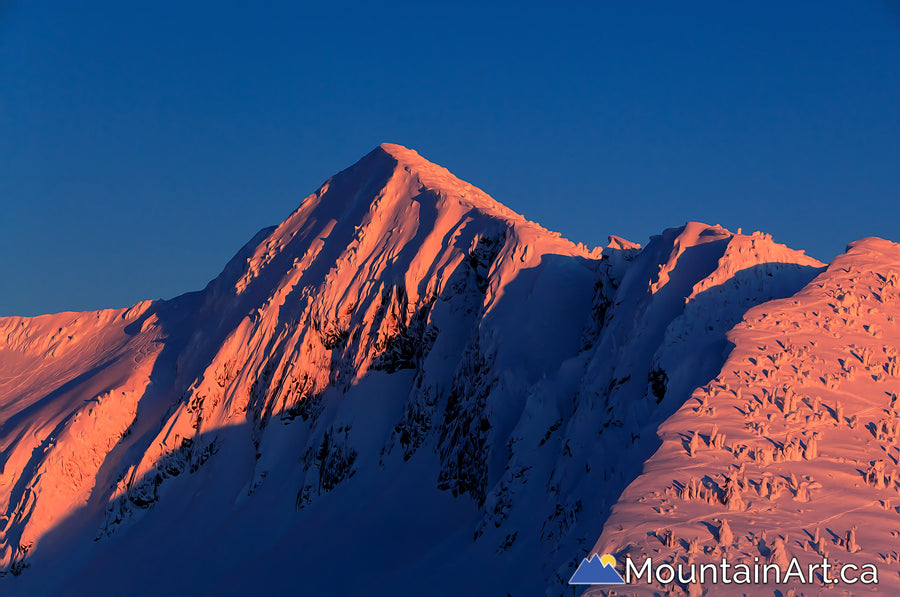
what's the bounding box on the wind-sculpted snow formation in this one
[3,143,890,596]
[592,237,900,596]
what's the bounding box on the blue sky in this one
[2,1,898,316]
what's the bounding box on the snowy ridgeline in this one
[590,236,900,596]
[3,143,894,596]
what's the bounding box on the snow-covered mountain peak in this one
[683,223,826,302]
[375,142,442,173]
[843,235,900,259]
[2,145,895,596]
[217,143,594,318]
[325,142,526,223]
[374,142,497,203]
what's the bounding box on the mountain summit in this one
[2,145,895,596]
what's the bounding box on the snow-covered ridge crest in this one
[591,236,900,596]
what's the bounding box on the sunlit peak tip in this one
[378,142,418,158]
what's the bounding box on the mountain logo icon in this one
[568,553,627,585]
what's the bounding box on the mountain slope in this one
[1,144,601,594]
[0,144,867,596]
[590,237,900,595]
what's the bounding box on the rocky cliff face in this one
[2,144,865,596]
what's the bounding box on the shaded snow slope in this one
[0,143,871,597]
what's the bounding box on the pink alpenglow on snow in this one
[0,144,896,596]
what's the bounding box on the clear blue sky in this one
[2,1,899,316]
